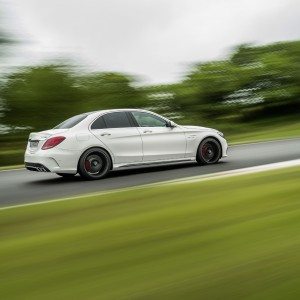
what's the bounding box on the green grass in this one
[0,164,24,171]
[228,120,300,144]
[1,167,300,299]
[181,115,300,145]
[0,149,24,168]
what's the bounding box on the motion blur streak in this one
[1,3,300,167]
[1,158,300,211]
[1,166,300,299]
[0,1,300,299]
[1,138,300,207]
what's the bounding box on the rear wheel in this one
[78,148,111,180]
[196,138,221,165]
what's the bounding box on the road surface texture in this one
[1,138,300,207]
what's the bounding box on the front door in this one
[130,111,186,162]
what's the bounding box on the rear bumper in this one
[25,162,50,172]
[24,148,80,174]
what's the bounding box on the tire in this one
[78,148,111,180]
[57,173,76,178]
[196,137,222,165]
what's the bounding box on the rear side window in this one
[91,116,106,129]
[103,112,132,128]
[54,113,88,129]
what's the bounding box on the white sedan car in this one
[25,109,228,180]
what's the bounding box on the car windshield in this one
[54,113,89,129]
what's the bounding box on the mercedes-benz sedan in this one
[25,109,228,180]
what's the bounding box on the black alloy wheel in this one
[196,138,221,164]
[78,148,111,180]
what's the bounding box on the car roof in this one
[86,108,152,118]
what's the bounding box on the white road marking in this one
[1,158,300,211]
[165,159,300,185]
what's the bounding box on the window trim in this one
[126,111,139,127]
[90,111,134,130]
[90,115,107,130]
[54,113,89,129]
[89,110,175,130]
[130,111,168,128]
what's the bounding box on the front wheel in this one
[196,138,221,165]
[78,148,111,180]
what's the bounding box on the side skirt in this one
[113,158,196,170]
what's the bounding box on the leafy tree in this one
[1,38,300,136]
[169,40,300,122]
[78,72,146,111]
[1,65,83,131]
[231,41,300,119]
[0,9,17,130]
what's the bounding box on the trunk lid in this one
[28,129,68,152]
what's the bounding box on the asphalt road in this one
[1,138,300,208]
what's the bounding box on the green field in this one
[1,166,300,299]
[228,119,300,144]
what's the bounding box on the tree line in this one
[0,38,299,135]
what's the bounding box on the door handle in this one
[101,132,111,136]
[143,130,152,133]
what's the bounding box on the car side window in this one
[132,112,167,127]
[103,112,132,128]
[91,116,106,129]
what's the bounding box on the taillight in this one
[42,136,66,150]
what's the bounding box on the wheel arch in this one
[77,146,114,172]
[198,135,223,158]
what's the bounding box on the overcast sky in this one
[5,0,300,84]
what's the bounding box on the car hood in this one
[180,125,215,132]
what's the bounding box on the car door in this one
[130,111,186,162]
[90,111,143,164]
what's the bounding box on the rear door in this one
[130,111,186,162]
[90,111,143,164]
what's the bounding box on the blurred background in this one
[1,2,300,299]
[0,0,299,167]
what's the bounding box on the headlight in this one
[217,131,224,137]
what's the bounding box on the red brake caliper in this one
[85,160,92,172]
[202,145,208,157]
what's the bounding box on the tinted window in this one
[91,116,106,129]
[103,112,132,128]
[54,113,88,129]
[132,111,167,127]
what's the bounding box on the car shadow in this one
[27,161,227,186]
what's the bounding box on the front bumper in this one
[218,136,228,158]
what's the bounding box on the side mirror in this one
[166,121,176,128]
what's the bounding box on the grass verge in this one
[0,164,24,171]
[1,166,300,299]
[228,120,300,144]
